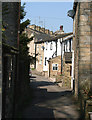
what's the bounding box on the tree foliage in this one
[19,3,32,59]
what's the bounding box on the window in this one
[64,43,65,52]
[46,42,48,50]
[66,41,68,51]
[50,42,53,50]
[69,39,71,52]
[45,57,47,66]
[34,44,35,49]
[39,56,42,64]
[70,66,72,76]
[52,64,58,71]
[37,45,39,51]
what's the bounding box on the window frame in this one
[52,63,58,71]
[45,57,47,66]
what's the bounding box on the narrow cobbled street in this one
[21,73,80,119]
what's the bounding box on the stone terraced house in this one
[27,25,74,89]
[26,25,54,72]
[41,33,73,89]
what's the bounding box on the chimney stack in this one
[50,31,53,35]
[36,26,41,31]
[29,24,36,30]
[60,25,63,31]
[45,29,50,34]
[40,28,45,33]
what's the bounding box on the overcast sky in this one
[21,2,74,33]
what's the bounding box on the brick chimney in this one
[36,26,41,31]
[50,31,53,35]
[29,24,36,30]
[60,25,63,31]
[40,28,45,33]
[45,29,50,34]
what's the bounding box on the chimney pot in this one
[60,25,63,31]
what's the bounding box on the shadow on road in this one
[21,75,80,119]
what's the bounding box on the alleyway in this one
[21,73,80,119]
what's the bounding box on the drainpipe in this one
[71,50,74,90]
[35,44,36,69]
[60,38,63,74]
[56,40,57,57]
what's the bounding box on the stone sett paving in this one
[21,73,80,119]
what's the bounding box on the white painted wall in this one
[57,38,62,56]
[43,35,73,74]
[43,41,56,71]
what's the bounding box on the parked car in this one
[29,68,32,77]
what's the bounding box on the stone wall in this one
[28,39,35,68]
[48,56,61,79]
[48,55,72,88]
[2,2,20,48]
[62,56,72,88]
[73,2,92,119]
[42,71,48,78]
[73,2,92,97]
[0,2,2,119]
[2,2,20,118]
[36,43,44,73]
[73,3,79,96]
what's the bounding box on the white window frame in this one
[52,64,58,71]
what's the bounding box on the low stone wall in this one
[62,58,72,88]
[42,71,48,77]
[55,56,72,88]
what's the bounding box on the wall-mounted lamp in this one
[67,10,75,19]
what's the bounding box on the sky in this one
[21,2,74,33]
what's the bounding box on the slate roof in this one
[26,27,73,43]
[26,27,54,43]
[35,32,73,43]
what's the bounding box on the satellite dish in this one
[67,10,75,18]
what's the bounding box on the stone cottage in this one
[26,25,54,72]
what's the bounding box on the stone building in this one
[47,34,73,89]
[26,25,54,72]
[2,2,20,118]
[0,2,2,119]
[72,1,92,98]
[68,1,92,118]
[41,32,73,78]
[36,43,44,73]
[48,56,61,82]
[26,25,73,88]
